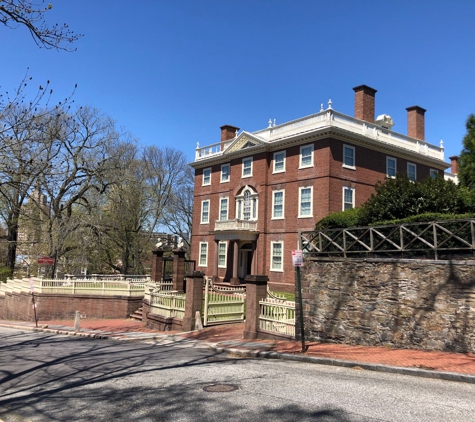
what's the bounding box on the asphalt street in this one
[0,327,474,422]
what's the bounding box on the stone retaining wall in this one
[300,258,475,353]
[0,292,142,321]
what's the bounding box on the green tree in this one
[458,114,475,190]
[316,174,472,230]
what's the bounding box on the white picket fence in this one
[0,277,146,297]
[148,290,186,319]
[203,277,246,326]
[259,288,296,337]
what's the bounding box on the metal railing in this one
[300,218,475,260]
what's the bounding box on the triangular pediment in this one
[224,132,266,154]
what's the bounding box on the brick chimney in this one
[353,85,377,123]
[406,106,426,141]
[449,155,459,175]
[220,125,239,142]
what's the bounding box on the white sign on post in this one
[29,277,34,293]
[292,249,304,267]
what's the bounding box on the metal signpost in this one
[29,277,38,327]
[292,250,307,352]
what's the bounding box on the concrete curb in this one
[2,322,475,384]
[207,344,475,384]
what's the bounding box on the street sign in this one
[37,256,55,265]
[292,249,304,267]
[29,277,34,293]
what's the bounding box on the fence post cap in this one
[185,271,205,278]
[244,275,269,285]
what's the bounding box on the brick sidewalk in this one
[29,318,475,376]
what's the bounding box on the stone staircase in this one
[129,307,143,321]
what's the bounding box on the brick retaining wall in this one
[0,291,142,321]
[301,258,475,353]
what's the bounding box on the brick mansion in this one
[189,85,455,291]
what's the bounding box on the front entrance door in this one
[238,243,253,279]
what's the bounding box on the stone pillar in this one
[173,248,186,292]
[243,275,268,339]
[230,240,240,285]
[212,240,220,283]
[182,271,204,332]
[151,249,164,282]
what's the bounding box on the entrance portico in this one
[211,220,259,285]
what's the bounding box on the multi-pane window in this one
[343,145,355,168]
[386,157,397,178]
[430,169,439,178]
[242,157,253,177]
[221,163,230,182]
[300,145,314,168]
[270,241,283,271]
[218,242,227,267]
[219,198,228,221]
[407,163,417,181]
[299,187,312,217]
[202,168,211,185]
[343,187,355,211]
[273,151,286,173]
[272,190,285,219]
[201,200,210,224]
[199,242,208,267]
[236,187,258,220]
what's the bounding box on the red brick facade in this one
[0,292,142,321]
[190,86,450,291]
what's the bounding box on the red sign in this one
[37,256,55,265]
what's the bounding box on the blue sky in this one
[2,0,474,165]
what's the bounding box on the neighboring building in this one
[189,85,452,291]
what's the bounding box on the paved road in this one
[0,327,474,422]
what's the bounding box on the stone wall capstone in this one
[301,257,475,353]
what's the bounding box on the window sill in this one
[342,164,356,170]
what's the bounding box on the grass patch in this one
[273,291,295,301]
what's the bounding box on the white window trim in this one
[218,241,227,268]
[199,242,208,267]
[200,200,210,224]
[235,186,258,221]
[270,241,284,272]
[271,189,285,220]
[242,157,253,178]
[273,151,286,173]
[299,144,314,169]
[298,186,313,218]
[386,156,397,178]
[342,145,356,170]
[430,168,439,178]
[342,187,355,211]
[220,163,230,183]
[219,197,229,221]
[202,167,211,186]
[407,162,417,181]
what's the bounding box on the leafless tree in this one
[0,0,81,50]
[159,165,194,254]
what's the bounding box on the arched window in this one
[235,186,258,221]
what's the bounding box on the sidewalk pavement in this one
[1,318,475,384]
